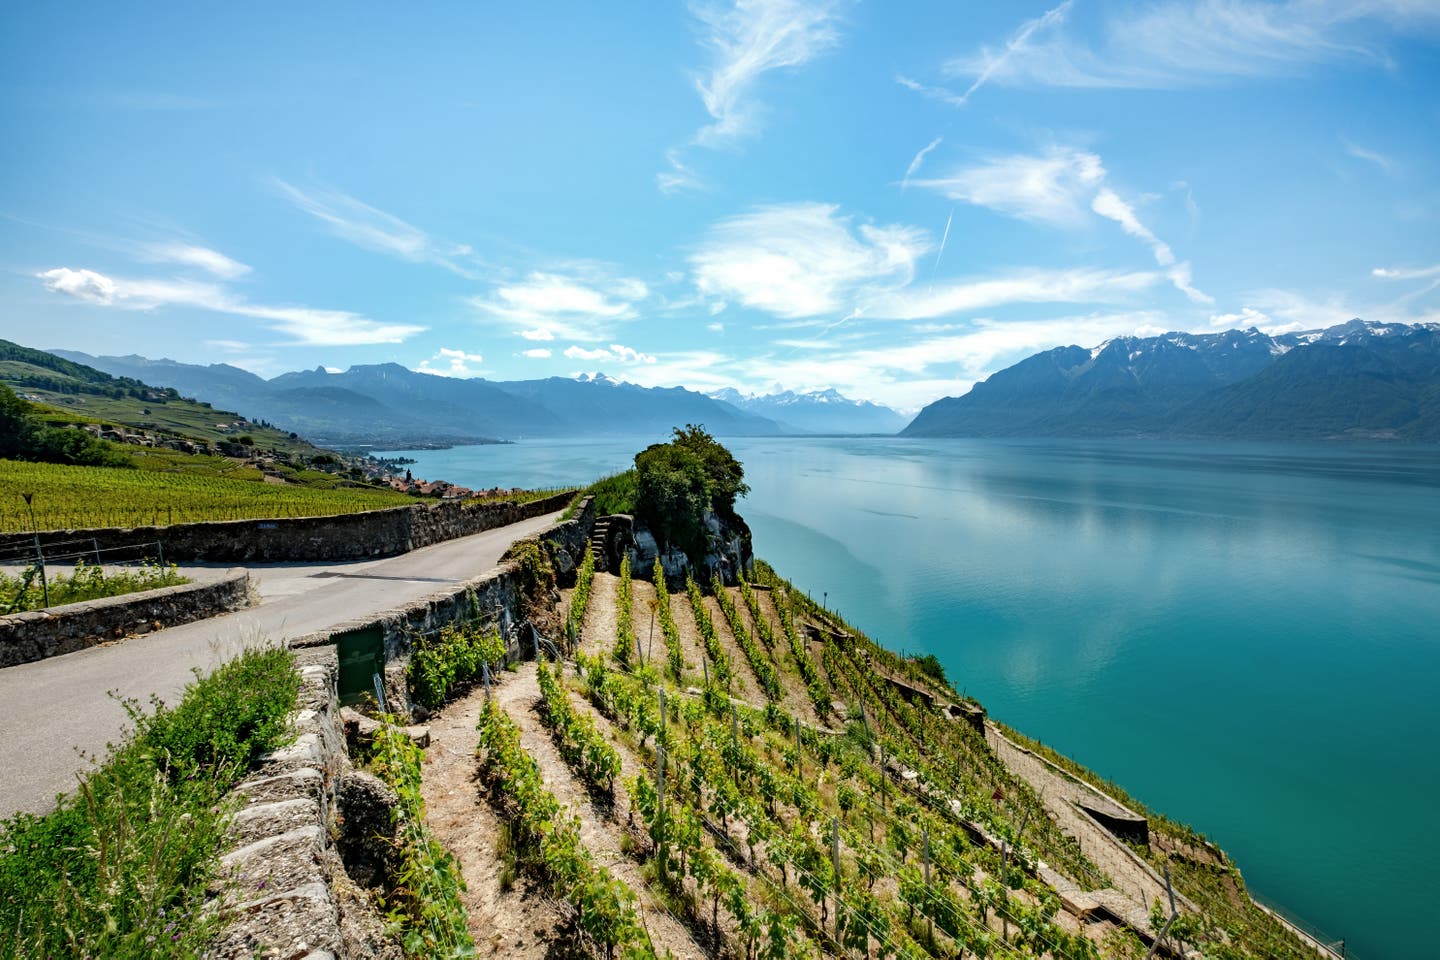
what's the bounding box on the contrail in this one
[958,0,1071,105]
[931,208,954,280]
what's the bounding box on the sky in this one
[1,1,1438,413]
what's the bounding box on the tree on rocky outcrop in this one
[633,425,749,569]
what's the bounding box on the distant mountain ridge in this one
[48,351,795,445]
[903,319,1440,440]
[709,387,907,434]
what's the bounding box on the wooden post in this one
[794,716,803,775]
[924,825,933,945]
[482,662,491,704]
[831,816,841,938]
[657,742,667,880]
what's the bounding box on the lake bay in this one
[394,436,1440,960]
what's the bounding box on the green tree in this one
[634,440,711,562]
[670,423,749,516]
[0,385,38,459]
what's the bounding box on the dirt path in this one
[735,587,820,725]
[493,662,711,960]
[419,682,574,959]
[669,583,718,688]
[985,726,1172,928]
[578,570,619,659]
[702,594,756,701]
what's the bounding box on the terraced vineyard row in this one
[441,557,1325,960]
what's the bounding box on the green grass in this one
[0,459,413,532]
[1,559,189,612]
[582,469,638,516]
[0,647,301,959]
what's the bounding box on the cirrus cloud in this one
[691,202,928,319]
[471,271,649,342]
[38,266,423,346]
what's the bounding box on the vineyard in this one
[0,459,411,532]
[405,554,1325,960]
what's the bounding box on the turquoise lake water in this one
[393,436,1440,959]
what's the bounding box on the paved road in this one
[0,510,562,817]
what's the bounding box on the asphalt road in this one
[0,509,562,817]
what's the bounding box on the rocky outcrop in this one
[603,508,752,587]
[0,570,252,667]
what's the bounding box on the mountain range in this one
[709,387,908,434]
[48,351,904,445]
[904,319,1440,441]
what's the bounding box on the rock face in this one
[604,509,753,587]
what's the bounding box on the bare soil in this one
[418,681,576,959]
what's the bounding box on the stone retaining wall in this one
[291,498,595,715]
[0,570,252,667]
[207,503,597,956]
[0,491,577,564]
[208,650,401,960]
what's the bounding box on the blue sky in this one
[2,1,1437,412]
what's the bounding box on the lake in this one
[392,435,1440,959]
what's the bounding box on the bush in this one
[407,620,505,710]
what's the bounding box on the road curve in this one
[0,509,563,817]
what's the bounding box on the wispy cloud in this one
[689,201,1189,324]
[939,0,1440,91]
[691,202,928,319]
[902,136,943,188]
[867,268,1165,321]
[471,271,650,341]
[37,266,424,346]
[562,343,657,364]
[900,2,1072,107]
[137,242,252,279]
[521,348,553,359]
[416,347,485,378]
[273,179,481,278]
[661,0,845,191]
[912,147,1106,226]
[894,75,969,107]
[1091,188,1174,265]
[1344,139,1394,174]
[1373,262,1440,280]
[915,146,1210,302]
